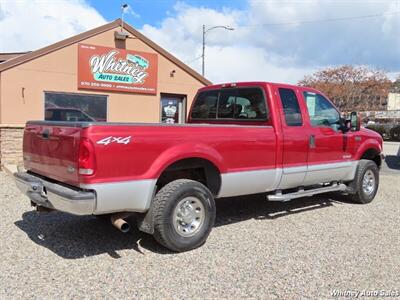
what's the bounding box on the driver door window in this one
[303,92,341,131]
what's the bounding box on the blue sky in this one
[0,0,399,83]
[87,0,248,28]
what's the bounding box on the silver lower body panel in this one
[80,179,157,214]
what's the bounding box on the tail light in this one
[78,138,96,176]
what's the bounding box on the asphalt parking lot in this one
[1,145,399,299]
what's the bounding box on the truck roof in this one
[198,81,322,98]
[199,81,302,91]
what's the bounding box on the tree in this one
[298,65,392,111]
[391,75,400,93]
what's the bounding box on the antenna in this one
[121,3,129,32]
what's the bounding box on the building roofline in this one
[0,20,121,72]
[0,19,211,85]
[0,51,31,55]
[0,51,31,63]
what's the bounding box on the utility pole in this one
[121,4,128,31]
[201,25,234,77]
[202,25,206,77]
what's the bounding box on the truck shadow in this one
[14,193,349,258]
[214,192,348,226]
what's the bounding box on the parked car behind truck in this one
[14,82,383,252]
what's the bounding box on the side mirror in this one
[342,119,351,132]
[350,112,360,131]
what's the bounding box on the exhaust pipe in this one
[110,213,132,233]
[36,206,54,213]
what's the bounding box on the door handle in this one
[42,129,50,139]
[309,135,316,149]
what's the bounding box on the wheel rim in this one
[362,170,376,195]
[173,196,205,237]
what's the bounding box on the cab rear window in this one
[191,87,268,121]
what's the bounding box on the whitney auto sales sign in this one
[78,43,158,94]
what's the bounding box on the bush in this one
[366,124,390,139]
[389,125,400,141]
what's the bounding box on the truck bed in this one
[23,121,277,188]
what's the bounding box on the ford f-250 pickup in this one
[14,82,383,252]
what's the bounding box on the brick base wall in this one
[0,126,24,166]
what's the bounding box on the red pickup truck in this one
[14,82,383,252]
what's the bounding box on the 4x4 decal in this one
[96,136,131,145]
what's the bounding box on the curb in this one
[2,164,19,176]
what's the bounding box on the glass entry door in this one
[160,95,186,124]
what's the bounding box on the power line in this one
[184,55,202,64]
[240,10,400,28]
[184,10,400,65]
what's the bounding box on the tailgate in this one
[23,121,83,186]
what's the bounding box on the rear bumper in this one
[14,172,95,215]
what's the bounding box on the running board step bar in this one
[267,183,347,202]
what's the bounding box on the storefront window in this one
[44,92,107,122]
[160,95,186,124]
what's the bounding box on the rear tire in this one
[347,159,379,204]
[152,179,216,252]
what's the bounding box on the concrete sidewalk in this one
[383,141,400,156]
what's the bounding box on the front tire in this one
[152,179,216,252]
[347,159,379,204]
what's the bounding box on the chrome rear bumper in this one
[14,172,95,215]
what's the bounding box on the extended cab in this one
[14,82,383,252]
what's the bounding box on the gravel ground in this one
[1,169,399,299]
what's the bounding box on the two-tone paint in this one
[21,82,383,215]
